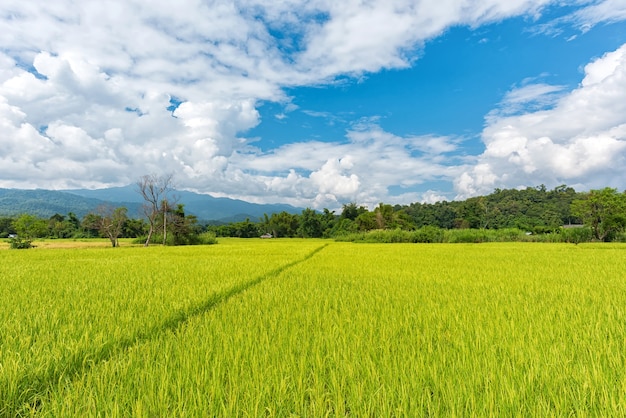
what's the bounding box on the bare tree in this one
[136,173,174,246]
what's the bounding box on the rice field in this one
[1,240,626,416]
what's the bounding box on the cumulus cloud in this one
[456,43,626,198]
[1,1,625,208]
[217,122,463,209]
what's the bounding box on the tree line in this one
[212,185,626,242]
[3,184,626,247]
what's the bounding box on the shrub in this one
[412,226,444,243]
[198,232,218,245]
[560,227,593,244]
[446,229,491,243]
[8,236,33,249]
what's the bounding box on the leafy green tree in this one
[0,217,16,238]
[571,188,626,241]
[47,213,76,238]
[12,214,48,239]
[263,211,299,237]
[341,202,367,221]
[168,204,202,245]
[320,208,337,237]
[329,217,358,236]
[355,211,377,231]
[226,218,260,238]
[374,203,394,229]
[370,203,414,230]
[67,212,81,231]
[123,218,147,238]
[81,213,102,238]
[458,197,488,229]
[298,208,323,238]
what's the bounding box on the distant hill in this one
[0,186,302,222]
[0,189,124,219]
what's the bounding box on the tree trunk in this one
[144,224,154,247]
[163,210,167,245]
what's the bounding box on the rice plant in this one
[5,242,623,417]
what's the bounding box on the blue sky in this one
[252,15,626,148]
[1,1,626,210]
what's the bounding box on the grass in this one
[1,240,626,416]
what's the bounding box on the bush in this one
[198,232,218,245]
[616,232,626,243]
[445,229,491,243]
[332,226,598,244]
[131,232,217,246]
[412,226,444,243]
[560,226,593,244]
[8,236,33,249]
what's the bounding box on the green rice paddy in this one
[1,240,625,416]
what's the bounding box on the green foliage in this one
[355,210,377,230]
[335,227,577,244]
[197,231,218,245]
[261,211,299,237]
[413,225,445,243]
[4,184,626,244]
[12,214,48,239]
[328,218,358,237]
[7,235,33,249]
[560,226,593,244]
[214,218,260,238]
[132,231,217,246]
[0,217,16,238]
[340,202,367,221]
[298,208,323,238]
[167,204,204,245]
[83,206,129,247]
[571,188,626,241]
[405,185,579,230]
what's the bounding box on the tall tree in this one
[136,173,174,246]
[571,188,626,241]
[264,211,299,237]
[168,204,202,245]
[298,208,323,238]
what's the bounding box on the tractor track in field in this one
[8,243,329,417]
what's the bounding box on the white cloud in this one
[0,0,624,208]
[421,190,450,204]
[221,123,462,209]
[456,43,626,198]
[493,82,566,116]
[571,0,626,29]
[532,0,626,36]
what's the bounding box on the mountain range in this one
[0,186,301,223]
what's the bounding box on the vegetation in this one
[1,241,625,416]
[208,185,625,243]
[3,184,626,246]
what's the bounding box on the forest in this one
[2,185,625,245]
